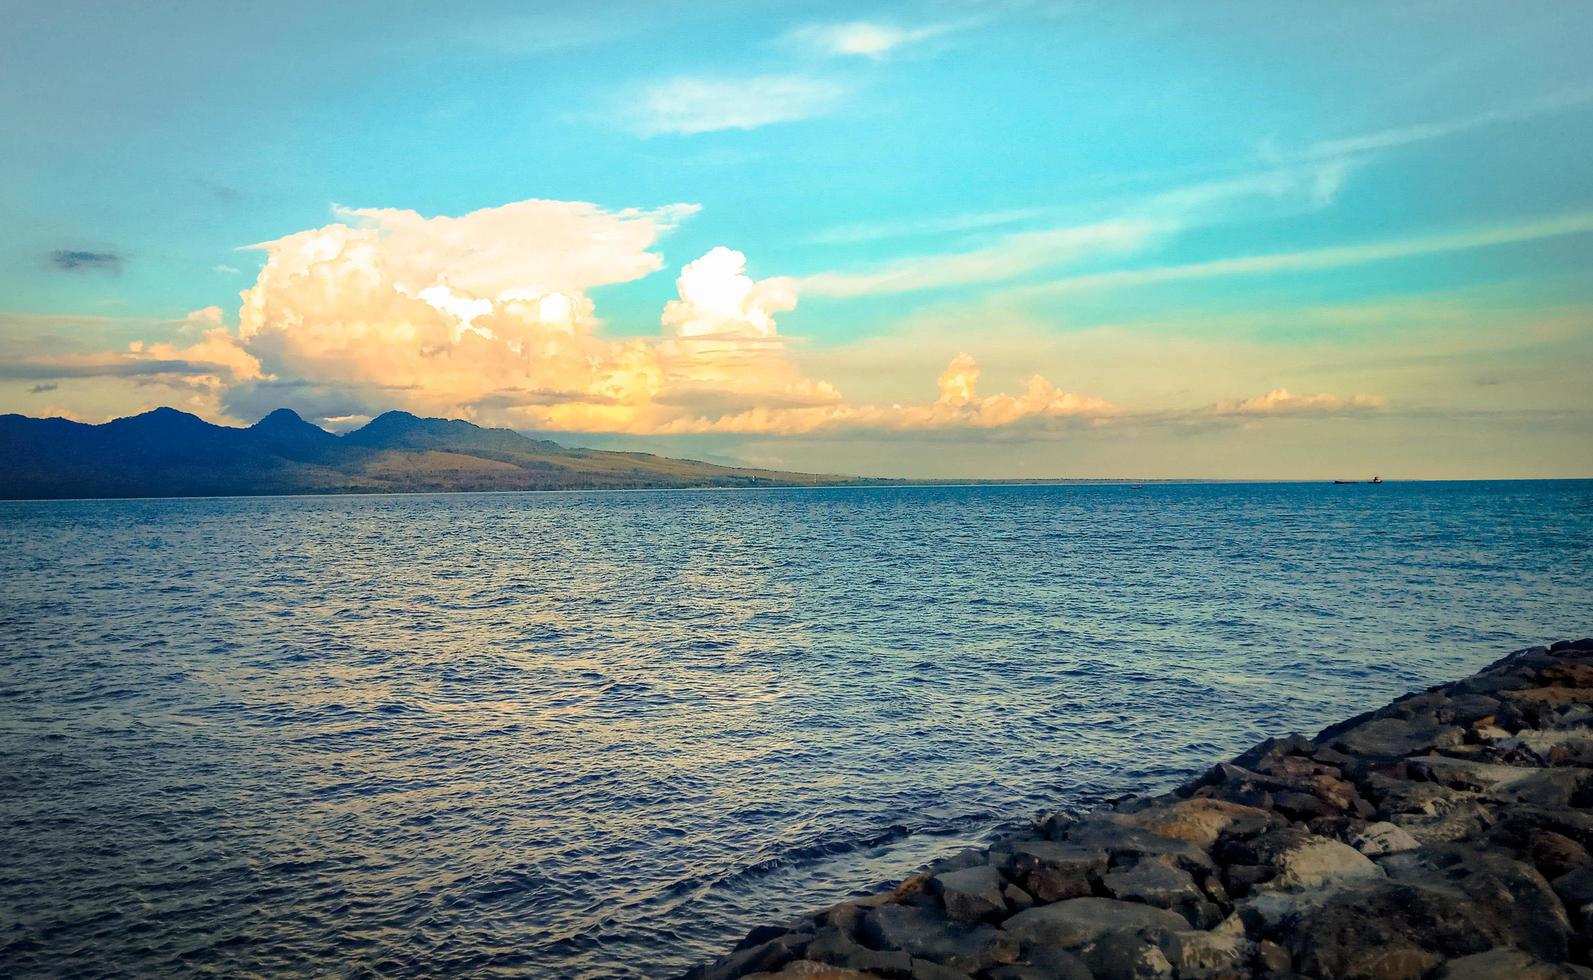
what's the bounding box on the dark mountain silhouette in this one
[0,408,847,499]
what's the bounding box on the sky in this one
[2,0,1591,479]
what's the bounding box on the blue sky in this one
[2,1,1591,477]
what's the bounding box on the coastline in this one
[685,638,1593,980]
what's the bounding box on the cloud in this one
[0,353,238,380]
[1213,388,1386,416]
[27,383,58,394]
[620,75,845,136]
[9,196,1418,443]
[802,220,1160,298]
[213,264,241,275]
[13,196,1127,438]
[786,20,953,59]
[1292,84,1593,162]
[48,250,122,274]
[1020,209,1593,299]
[799,164,1346,298]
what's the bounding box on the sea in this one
[1,481,1590,978]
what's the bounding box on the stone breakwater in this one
[684,639,1593,980]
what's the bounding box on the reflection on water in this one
[1,482,1590,977]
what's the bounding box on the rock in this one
[1329,716,1463,758]
[1350,821,1420,857]
[931,866,1007,924]
[1002,883,1035,914]
[700,932,811,979]
[1383,842,1571,962]
[740,964,876,980]
[1220,829,1384,892]
[1390,800,1497,844]
[1436,948,1588,980]
[1154,929,1252,979]
[1083,930,1174,979]
[860,905,1018,974]
[1061,815,1216,875]
[987,947,1093,980]
[806,928,912,976]
[1553,864,1593,907]
[688,643,1593,980]
[1132,798,1274,847]
[1102,861,1202,909]
[909,960,973,980]
[1003,897,1189,950]
[1254,939,1290,974]
[1005,842,1107,902]
[1269,880,1479,978]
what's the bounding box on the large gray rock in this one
[1154,929,1252,979]
[1002,897,1189,949]
[1329,716,1462,758]
[931,865,1006,923]
[1082,930,1174,979]
[1383,843,1571,963]
[1220,829,1383,893]
[987,946,1093,980]
[1350,821,1420,857]
[1101,861,1202,909]
[1002,841,1107,903]
[1436,948,1593,980]
[1061,815,1216,874]
[861,904,1018,974]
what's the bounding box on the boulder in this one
[1061,815,1216,875]
[1154,928,1252,979]
[1350,821,1420,857]
[1082,930,1174,979]
[1329,716,1462,758]
[805,927,912,976]
[1002,897,1189,949]
[1101,861,1202,909]
[931,865,1006,924]
[741,964,876,980]
[908,960,973,980]
[1436,948,1592,980]
[1382,843,1571,962]
[1132,798,1274,847]
[1003,842,1107,903]
[987,947,1093,980]
[860,905,1018,974]
[1220,829,1384,892]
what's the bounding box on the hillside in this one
[0,408,850,499]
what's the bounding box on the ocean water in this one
[1,481,1590,978]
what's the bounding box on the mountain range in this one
[0,408,852,499]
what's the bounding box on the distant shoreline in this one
[6,477,1593,505]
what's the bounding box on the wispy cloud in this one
[1021,210,1593,298]
[0,354,226,380]
[619,75,845,136]
[1286,84,1593,161]
[799,164,1348,297]
[801,220,1161,298]
[785,20,955,59]
[47,250,122,274]
[1213,388,1386,416]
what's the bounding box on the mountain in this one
[0,408,850,499]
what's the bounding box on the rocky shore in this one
[684,638,1593,980]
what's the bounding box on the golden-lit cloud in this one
[4,197,1396,441]
[1216,388,1386,415]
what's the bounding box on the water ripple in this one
[0,481,1590,978]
